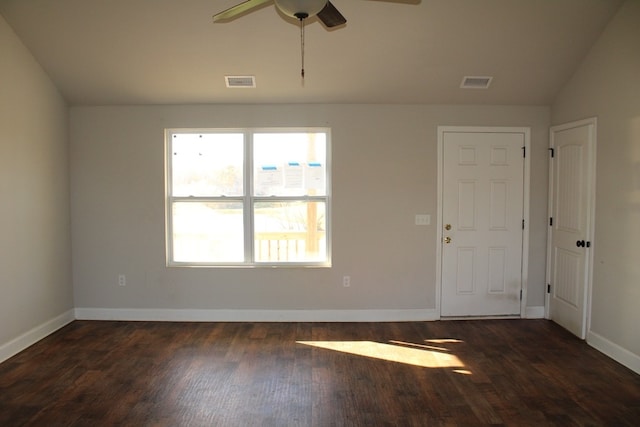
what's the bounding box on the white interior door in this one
[439,129,525,317]
[547,118,596,339]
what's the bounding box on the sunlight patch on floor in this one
[297,340,467,370]
[425,338,464,344]
[388,340,451,352]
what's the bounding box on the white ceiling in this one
[0,0,623,106]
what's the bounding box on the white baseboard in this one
[0,309,75,364]
[587,330,640,375]
[74,307,440,323]
[524,306,545,319]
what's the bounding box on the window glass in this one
[171,133,244,197]
[172,201,244,263]
[253,133,326,197]
[254,201,326,262]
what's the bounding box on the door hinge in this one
[549,217,553,226]
[549,147,555,158]
[547,284,551,294]
[520,289,523,300]
[522,219,525,230]
[522,146,526,158]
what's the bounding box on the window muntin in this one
[166,129,330,267]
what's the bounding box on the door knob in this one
[443,236,452,244]
[576,240,591,248]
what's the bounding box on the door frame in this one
[545,117,597,338]
[436,126,531,318]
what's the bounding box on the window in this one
[166,128,330,267]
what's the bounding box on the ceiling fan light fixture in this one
[274,0,328,19]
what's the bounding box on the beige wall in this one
[552,0,640,360]
[70,104,549,316]
[0,15,72,349]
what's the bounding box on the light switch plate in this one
[415,214,430,226]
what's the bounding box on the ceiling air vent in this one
[225,75,256,88]
[460,76,493,89]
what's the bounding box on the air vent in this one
[460,76,493,89]
[225,75,256,88]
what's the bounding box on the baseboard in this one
[0,309,75,364]
[524,306,545,319]
[74,307,440,323]
[587,330,640,375]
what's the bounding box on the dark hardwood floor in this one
[1,319,639,426]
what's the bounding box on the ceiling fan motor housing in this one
[274,0,328,18]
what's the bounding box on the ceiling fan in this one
[213,0,416,78]
[213,0,416,28]
[213,0,346,28]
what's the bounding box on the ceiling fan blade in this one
[213,0,272,22]
[317,1,347,28]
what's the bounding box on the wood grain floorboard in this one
[0,319,639,426]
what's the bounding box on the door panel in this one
[488,247,507,293]
[441,131,525,316]
[548,120,595,338]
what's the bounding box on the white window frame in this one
[165,127,332,267]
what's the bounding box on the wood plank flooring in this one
[1,319,639,426]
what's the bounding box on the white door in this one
[547,118,596,339]
[439,129,526,317]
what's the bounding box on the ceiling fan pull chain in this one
[299,16,305,79]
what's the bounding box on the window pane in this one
[253,133,326,197]
[171,133,243,197]
[172,202,244,262]
[254,201,326,262]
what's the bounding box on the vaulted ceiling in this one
[0,0,623,106]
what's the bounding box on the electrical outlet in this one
[118,274,126,286]
[343,276,351,287]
